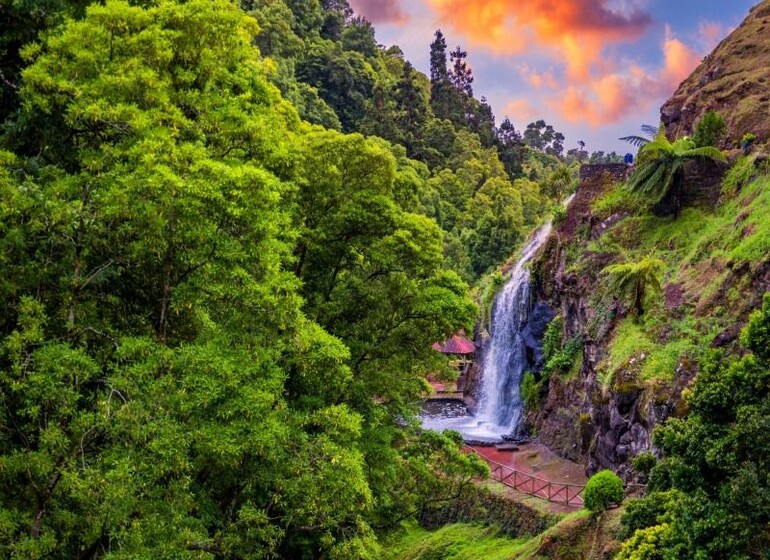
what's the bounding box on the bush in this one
[584,470,624,513]
[693,110,726,148]
[631,452,656,480]
[552,205,567,226]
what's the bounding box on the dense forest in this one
[0,0,583,557]
[4,0,769,558]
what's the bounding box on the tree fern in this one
[602,257,666,317]
[626,124,726,212]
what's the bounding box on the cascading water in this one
[420,198,572,442]
[473,223,554,437]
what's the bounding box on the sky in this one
[348,0,758,154]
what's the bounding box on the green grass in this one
[383,522,527,560]
[600,317,704,385]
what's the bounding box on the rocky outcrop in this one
[661,1,770,146]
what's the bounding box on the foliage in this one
[602,257,666,317]
[631,452,657,480]
[541,317,563,364]
[617,293,770,558]
[619,490,683,540]
[616,523,674,560]
[693,110,727,148]
[626,124,726,212]
[619,124,659,148]
[544,337,583,376]
[521,371,540,410]
[583,470,624,513]
[383,522,526,560]
[0,1,483,557]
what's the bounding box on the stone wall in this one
[578,163,629,184]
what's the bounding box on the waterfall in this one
[475,222,555,437]
[420,199,572,443]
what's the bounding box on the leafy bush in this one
[616,523,673,560]
[693,110,726,148]
[541,317,563,363]
[544,335,583,375]
[631,452,656,480]
[583,470,624,513]
[552,205,567,226]
[619,489,683,539]
[521,371,540,410]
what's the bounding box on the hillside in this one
[662,0,770,145]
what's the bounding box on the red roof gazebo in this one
[432,331,475,355]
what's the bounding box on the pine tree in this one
[449,46,473,96]
[429,29,448,84]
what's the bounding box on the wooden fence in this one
[469,449,586,507]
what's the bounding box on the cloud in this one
[696,20,730,52]
[519,65,559,90]
[426,0,652,80]
[503,98,538,121]
[548,27,701,126]
[349,0,409,25]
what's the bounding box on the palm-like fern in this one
[626,124,726,210]
[619,124,658,148]
[602,257,666,317]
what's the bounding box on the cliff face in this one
[525,170,694,480]
[661,1,770,146]
[524,160,770,480]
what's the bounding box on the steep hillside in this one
[527,157,770,478]
[662,0,770,145]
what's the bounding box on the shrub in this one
[619,489,683,539]
[541,317,563,363]
[693,110,726,148]
[521,371,540,410]
[552,205,567,226]
[584,470,624,513]
[631,452,656,480]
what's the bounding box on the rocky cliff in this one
[662,0,770,146]
[523,156,770,480]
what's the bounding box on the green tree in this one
[602,257,666,317]
[0,1,383,557]
[626,124,726,214]
[620,293,770,558]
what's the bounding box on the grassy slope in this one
[585,166,770,388]
[384,509,625,560]
[383,522,528,560]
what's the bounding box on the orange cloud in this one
[520,65,559,89]
[427,0,651,81]
[549,27,701,126]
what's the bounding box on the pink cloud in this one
[548,27,702,126]
[427,0,652,81]
[349,0,409,25]
[503,98,538,121]
[696,20,730,52]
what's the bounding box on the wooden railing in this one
[469,449,585,507]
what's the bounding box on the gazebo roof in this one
[432,332,475,355]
